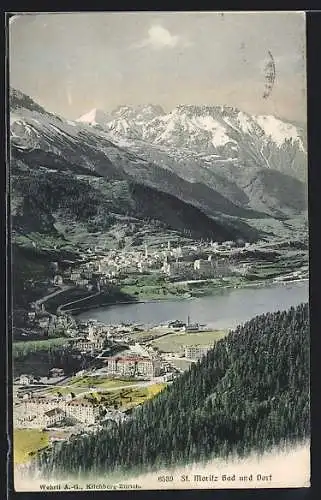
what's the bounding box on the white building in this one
[194,258,230,278]
[19,374,33,385]
[43,408,65,427]
[14,394,101,427]
[105,356,161,378]
[184,345,213,360]
[194,259,213,275]
[38,317,50,329]
[76,278,89,287]
[184,323,200,332]
[49,368,64,378]
[65,399,100,425]
[162,261,186,277]
[53,275,63,286]
[70,272,81,281]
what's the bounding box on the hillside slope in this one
[36,303,309,477]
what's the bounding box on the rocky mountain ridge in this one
[10,88,264,249]
[77,103,306,183]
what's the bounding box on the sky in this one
[9,12,307,123]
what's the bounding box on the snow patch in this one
[255,115,303,149]
[77,108,109,126]
[236,111,253,133]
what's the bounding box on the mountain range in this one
[77,103,307,215]
[10,88,308,252]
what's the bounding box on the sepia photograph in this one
[8,11,309,491]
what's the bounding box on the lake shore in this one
[70,277,308,317]
[76,280,309,330]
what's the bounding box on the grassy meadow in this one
[14,429,49,465]
[150,329,228,353]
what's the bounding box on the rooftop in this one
[67,399,98,407]
[44,408,64,417]
[109,356,153,363]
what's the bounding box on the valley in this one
[10,88,309,483]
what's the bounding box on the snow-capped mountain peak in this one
[254,115,304,149]
[97,102,306,180]
[173,104,238,117]
[106,103,305,153]
[76,108,110,126]
[110,104,165,122]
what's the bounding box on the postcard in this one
[8,11,309,491]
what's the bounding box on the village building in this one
[69,337,92,351]
[104,356,161,378]
[43,408,65,427]
[49,368,65,378]
[162,260,188,277]
[193,258,230,278]
[70,272,81,281]
[184,345,213,360]
[15,397,60,427]
[76,278,89,287]
[81,270,93,280]
[14,393,101,427]
[69,336,104,352]
[53,275,63,286]
[27,311,36,321]
[184,323,200,332]
[168,320,186,329]
[18,374,34,385]
[183,315,200,332]
[193,259,214,275]
[65,399,100,425]
[38,316,50,329]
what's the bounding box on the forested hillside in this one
[12,158,257,244]
[36,303,310,478]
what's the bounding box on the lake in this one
[77,280,309,330]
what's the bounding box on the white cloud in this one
[130,24,192,50]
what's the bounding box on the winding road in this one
[35,285,72,307]
[57,291,102,314]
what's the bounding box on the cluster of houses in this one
[14,388,129,430]
[37,240,254,301]
[17,368,65,386]
[162,254,232,278]
[26,303,77,337]
[167,317,204,333]
[66,319,116,353]
[60,246,165,283]
[59,239,241,283]
[67,319,150,350]
[54,318,164,379]
[14,393,109,428]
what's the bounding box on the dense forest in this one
[13,340,86,378]
[11,167,117,234]
[35,303,310,478]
